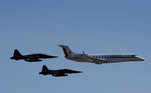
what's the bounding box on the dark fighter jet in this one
[39,65,82,77]
[10,49,58,62]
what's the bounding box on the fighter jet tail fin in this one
[42,65,49,72]
[13,49,22,57]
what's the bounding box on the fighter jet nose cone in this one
[52,56,58,58]
[73,71,82,73]
[78,71,82,73]
[48,55,58,58]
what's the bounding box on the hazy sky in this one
[1,0,151,93]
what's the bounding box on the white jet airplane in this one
[59,45,145,64]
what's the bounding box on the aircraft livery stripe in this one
[62,48,68,57]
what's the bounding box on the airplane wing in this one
[52,73,68,77]
[82,51,108,64]
[24,58,42,62]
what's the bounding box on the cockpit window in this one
[69,51,71,54]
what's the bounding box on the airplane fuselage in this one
[10,49,58,62]
[65,54,145,64]
[59,45,145,64]
[39,65,82,77]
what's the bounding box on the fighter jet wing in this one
[24,57,42,62]
[82,51,108,64]
[52,73,68,77]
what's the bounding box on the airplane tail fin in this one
[42,65,49,72]
[39,65,49,75]
[59,45,74,57]
[13,49,22,57]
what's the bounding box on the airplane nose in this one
[75,71,82,73]
[140,58,145,61]
[137,57,145,61]
[52,56,58,58]
[48,56,58,58]
[79,71,82,73]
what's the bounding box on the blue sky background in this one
[1,0,151,93]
